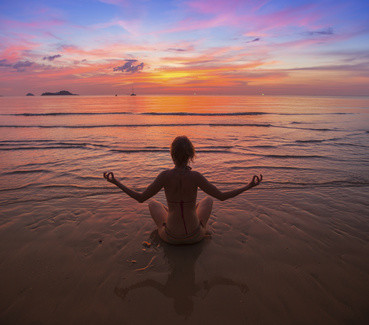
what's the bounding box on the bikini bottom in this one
[161,222,205,244]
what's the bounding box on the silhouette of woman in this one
[104,135,262,244]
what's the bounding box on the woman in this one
[103,136,262,244]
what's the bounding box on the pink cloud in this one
[186,0,269,15]
[156,14,237,35]
[243,3,324,35]
[0,18,65,31]
[156,2,324,38]
[92,18,142,36]
[0,43,40,62]
[97,0,130,6]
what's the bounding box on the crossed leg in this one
[196,196,213,227]
[148,199,168,228]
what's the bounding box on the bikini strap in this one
[180,200,188,235]
[179,173,188,235]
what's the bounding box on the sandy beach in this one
[1,186,368,324]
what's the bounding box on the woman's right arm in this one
[196,172,262,201]
[103,171,165,203]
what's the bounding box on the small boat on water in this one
[130,86,136,96]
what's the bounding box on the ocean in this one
[1,95,368,205]
[1,95,369,324]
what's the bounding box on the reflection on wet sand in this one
[115,230,248,318]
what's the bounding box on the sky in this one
[0,0,369,96]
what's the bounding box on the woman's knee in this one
[148,199,161,210]
[203,196,213,207]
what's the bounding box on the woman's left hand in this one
[249,174,263,188]
[103,171,116,184]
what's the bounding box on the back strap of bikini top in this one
[180,200,188,235]
[179,174,188,235]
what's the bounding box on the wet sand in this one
[1,187,368,325]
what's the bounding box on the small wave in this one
[266,180,369,188]
[295,139,325,143]
[230,166,312,170]
[209,123,271,127]
[0,141,234,153]
[294,139,368,148]
[199,145,233,149]
[0,139,54,143]
[1,190,118,206]
[334,142,369,148]
[0,184,36,192]
[135,111,354,116]
[0,123,271,128]
[196,149,232,153]
[110,149,169,153]
[280,126,338,132]
[0,112,132,116]
[249,145,277,148]
[301,127,333,132]
[214,179,369,188]
[40,184,106,190]
[110,148,231,154]
[277,112,353,116]
[0,111,353,117]
[0,139,109,148]
[263,154,324,159]
[0,141,107,151]
[232,151,328,159]
[142,112,267,116]
[2,169,52,175]
[0,146,96,151]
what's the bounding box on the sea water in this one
[1,95,368,208]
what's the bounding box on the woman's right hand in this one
[249,174,263,188]
[103,171,117,184]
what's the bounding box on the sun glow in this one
[0,0,368,96]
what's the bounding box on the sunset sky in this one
[0,0,368,96]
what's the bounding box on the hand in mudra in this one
[103,171,116,184]
[249,174,263,188]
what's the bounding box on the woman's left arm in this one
[103,171,165,203]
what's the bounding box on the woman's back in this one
[163,167,197,203]
[163,167,200,237]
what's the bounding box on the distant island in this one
[41,90,78,96]
[26,93,35,96]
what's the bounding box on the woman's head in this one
[170,136,195,167]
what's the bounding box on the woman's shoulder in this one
[191,170,204,178]
[159,169,171,176]
[163,167,201,177]
[187,169,203,179]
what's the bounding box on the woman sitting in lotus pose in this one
[104,136,262,244]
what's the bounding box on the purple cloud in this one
[113,59,144,73]
[307,27,334,36]
[0,59,34,72]
[167,48,187,52]
[0,59,12,67]
[43,54,62,61]
[246,37,260,43]
[13,61,33,72]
